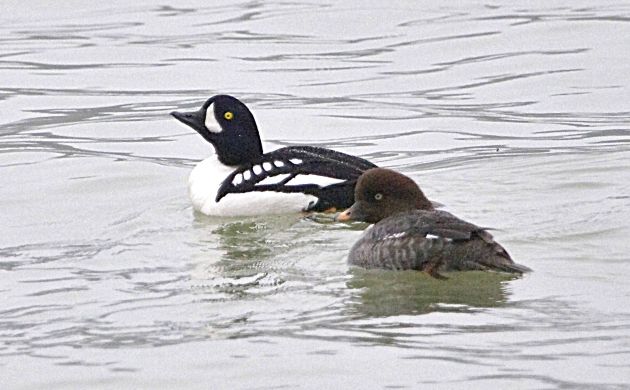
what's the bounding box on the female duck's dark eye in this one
[374,193,383,201]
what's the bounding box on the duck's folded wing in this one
[216,145,377,203]
[369,210,483,241]
[367,210,530,274]
[357,211,487,272]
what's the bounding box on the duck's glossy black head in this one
[336,168,434,223]
[171,95,263,166]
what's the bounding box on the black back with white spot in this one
[217,145,377,211]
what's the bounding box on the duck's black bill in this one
[171,109,205,132]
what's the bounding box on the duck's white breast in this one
[188,156,317,216]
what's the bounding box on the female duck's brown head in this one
[336,168,433,223]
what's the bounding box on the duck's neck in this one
[214,140,263,166]
[414,189,434,211]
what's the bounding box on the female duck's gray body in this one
[337,168,530,277]
[347,209,528,274]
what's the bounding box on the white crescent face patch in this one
[204,102,222,133]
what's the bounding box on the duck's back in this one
[348,210,530,274]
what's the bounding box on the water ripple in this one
[2,1,630,388]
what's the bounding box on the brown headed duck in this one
[335,168,531,278]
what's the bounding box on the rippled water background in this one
[2,1,630,388]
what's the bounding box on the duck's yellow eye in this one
[224,111,234,120]
[374,193,383,201]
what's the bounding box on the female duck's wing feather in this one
[216,146,377,211]
[353,210,531,274]
[367,210,483,241]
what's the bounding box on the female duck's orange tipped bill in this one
[335,209,352,222]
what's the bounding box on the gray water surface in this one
[2,1,630,389]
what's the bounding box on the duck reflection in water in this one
[190,213,310,294]
[347,269,518,317]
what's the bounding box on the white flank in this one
[188,155,317,216]
[204,103,222,133]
